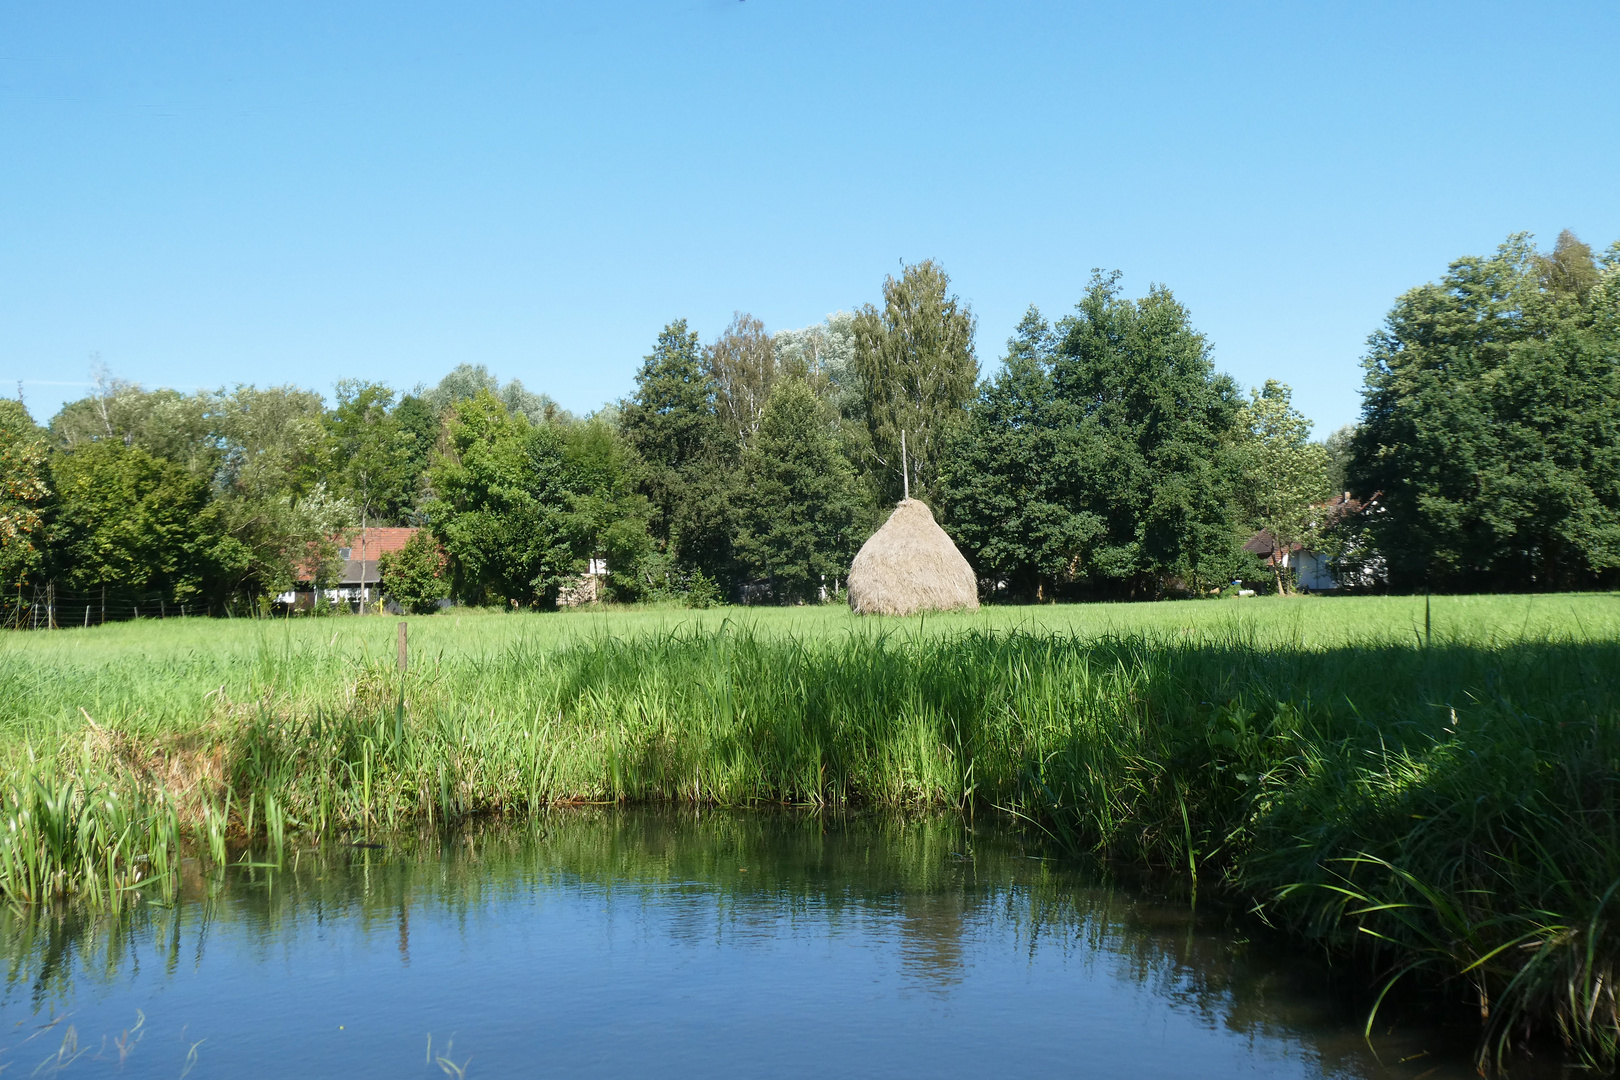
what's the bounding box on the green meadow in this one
[2,591,1619,1065]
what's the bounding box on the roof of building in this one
[338,560,381,587]
[1243,530,1296,558]
[296,527,419,583]
[1242,492,1384,562]
[343,528,418,560]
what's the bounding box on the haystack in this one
[847,498,979,616]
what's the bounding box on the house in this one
[1243,530,1335,592]
[275,527,419,610]
[1244,493,1383,593]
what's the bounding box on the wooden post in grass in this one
[395,621,408,742]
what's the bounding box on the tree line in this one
[1,232,1615,619]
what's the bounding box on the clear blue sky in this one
[3,2,1616,436]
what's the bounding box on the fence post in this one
[394,621,408,742]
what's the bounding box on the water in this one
[0,811,1534,1078]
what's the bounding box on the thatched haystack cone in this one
[847,498,979,616]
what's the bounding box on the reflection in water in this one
[0,811,1547,1078]
[897,891,967,990]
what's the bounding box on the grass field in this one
[2,591,1619,1066]
[3,592,1616,743]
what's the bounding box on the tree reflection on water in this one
[0,809,1524,1079]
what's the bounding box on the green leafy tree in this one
[1047,273,1245,595]
[776,311,861,418]
[1320,423,1356,499]
[214,385,332,499]
[378,530,448,614]
[426,364,572,427]
[1238,381,1330,594]
[0,400,51,594]
[49,373,217,475]
[940,308,1105,599]
[393,392,440,521]
[562,416,654,601]
[706,312,779,450]
[621,320,723,476]
[852,260,978,502]
[1350,231,1620,591]
[777,310,882,525]
[733,381,862,603]
[426,390,579,607]
[210,385,348,603]
[46,379,345,607]
[940,277,1246,599]
[326,380,419,526]
[619,319,738,591]
[48,440,228,604]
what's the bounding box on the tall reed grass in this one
[1,600,1617,1066]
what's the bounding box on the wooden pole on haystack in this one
[901,429,909,501]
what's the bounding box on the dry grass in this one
[847,499,979,616]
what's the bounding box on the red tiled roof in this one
[296,527,419,582]
[345,528,417,560]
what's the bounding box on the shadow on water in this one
[0,809,1571,1078]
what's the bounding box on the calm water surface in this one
[0,811,1536,1078]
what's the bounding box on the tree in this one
[379,530,448,614]
[561,416,654,601]
[777,310,881,521]
[940,308,1105,599]
[1238,381,1330,594]
[392,392,440,519]
[1320,423,1356,498]
[733,380,862,603]
[426,364,572,427]
[48,440,227,604]
[940,278,1246,599]
[425,390,579,607]
[50,374,217,475]
[326,380,419,526]
[0,400,50,593]
[706,312,779,449]
[776,310,861,417]
[46,379,347,607]
[1350,231,1620,591]
[619,320,737,591]
[620,320,723,477]
[852,260,979,502]
[1046,273,1245,595]
[210,385,349,603]
[214,385,333,500]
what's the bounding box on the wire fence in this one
[2,584,225,630]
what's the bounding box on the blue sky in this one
[3,1,1616,436]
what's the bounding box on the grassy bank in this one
[2,593,1618,1065]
